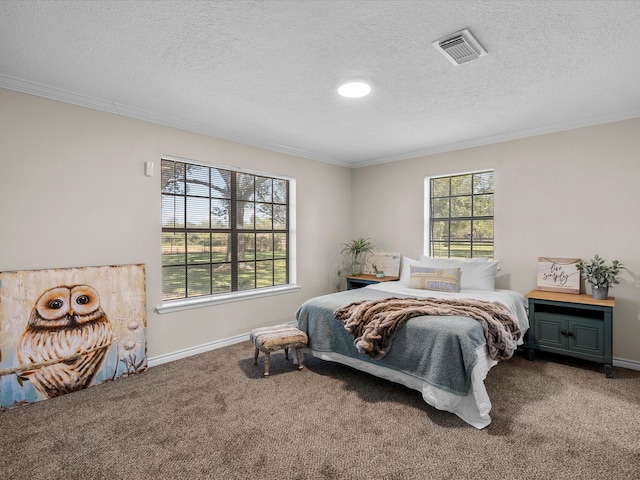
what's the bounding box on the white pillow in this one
[399,256,421,286]
[419,257,499,290]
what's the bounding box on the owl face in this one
[19,283,113,397]
[29,285,104,328]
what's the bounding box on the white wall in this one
[352,118,640,365]
[0,88,351,360]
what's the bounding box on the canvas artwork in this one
[0,264,147,410]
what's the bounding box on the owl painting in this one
[17,284,113,398]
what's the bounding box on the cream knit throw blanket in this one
[334,297,521,360]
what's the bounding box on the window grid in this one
[161,159,289,301]
[429,170,494,259]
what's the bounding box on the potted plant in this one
[576,254,625,300]
[372,264,385,278]
[340,237,374,276]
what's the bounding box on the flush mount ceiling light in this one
[338,81,371,98]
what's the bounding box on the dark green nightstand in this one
[346,274,399,290]
[526,290,615,378]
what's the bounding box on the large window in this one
[161,158,291,303]
[427,170,494,259]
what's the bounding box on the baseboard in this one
[148,332,640,372]
[147,320,298,367]
[147,333,250,367]
[613,357,640,371]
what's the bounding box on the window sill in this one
[156,284,301,314]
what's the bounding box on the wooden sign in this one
[363,252,401,276]
[537,257,581,294]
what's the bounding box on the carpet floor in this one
[1,341,638,479]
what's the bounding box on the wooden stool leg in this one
[263,352,270,377]
[295,347,304,370]
[253,347,259,365]
[284,347,290,360]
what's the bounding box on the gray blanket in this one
[295,289,488,396]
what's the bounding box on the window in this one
[426,170,494,259]
[161,157,292,304]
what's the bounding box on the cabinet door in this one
[570,319,604,357]
[534,313,568,350]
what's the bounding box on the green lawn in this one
[162,255,287,300]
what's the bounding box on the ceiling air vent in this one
[432,28,487,65]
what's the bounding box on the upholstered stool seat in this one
[250,324,308,377]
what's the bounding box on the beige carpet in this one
[1,341,638,479]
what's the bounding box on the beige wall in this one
[2,87,638,366]
[0,88,351,360]
[352,118,640,365]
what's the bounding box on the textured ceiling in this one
[1,0,640,167]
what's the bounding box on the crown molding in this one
[2,74,638,170]
[351,108,640,168]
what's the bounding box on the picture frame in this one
[536,257,581,294]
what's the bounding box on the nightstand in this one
[526,290,614,377]
[346,274,399,290]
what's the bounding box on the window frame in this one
[423,169,494,260]
[157,155,298,314]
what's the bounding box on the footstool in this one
[250,324,308,377]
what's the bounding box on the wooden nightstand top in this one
[526,289,615,308]
[346,274,399,283]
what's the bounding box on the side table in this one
[526,289,614,377]
[346,274,399,290]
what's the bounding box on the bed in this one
[295,257,529,429]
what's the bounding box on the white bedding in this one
[304,282,529,429]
